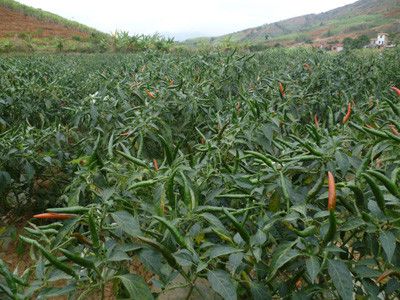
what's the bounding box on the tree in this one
[343,37,354,50]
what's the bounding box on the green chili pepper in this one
[306,170,324,202]
[367,170,400,198]
[153,216,189,250]
[280,172,290,211]
[281,155,320,162]
[285,223,317,237]
[88,210,100,250]
[323,211,337,245]
[128,179,157,190]
[47,206,90,214]
[223,208,250,244]
[384,98,400,115]
[0,258,17,294]
[361,211,378,226]
[290,135,324,157]
[20,236,77,278]
[116,150,148,168]
[362,173,386,214]
[347,184,365,208]
[355,147,373,181]
[108,131,115,159]
[158,135,173,165]
[37,222,64,230]
[136,236,185,277]
[166,171,176,210]
[59,248,96,269]
[391,167,400,184]
[244,150,276,169]
[215,194,251,199]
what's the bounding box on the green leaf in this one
[379,231,396,262]
[205,245,242,260]
[0,171,11,195]
[111,211,142,237]
[328,260,353,300]
[306,256,320,283]
[117,274,154,300]
[227,253,244,273]
[207,269,237,300]
[335,151,350,176]
[268,240,300,280]
[250,281,271,300]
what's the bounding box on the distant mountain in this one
[190,0,400,46]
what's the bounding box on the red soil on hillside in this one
[0,6,88,38]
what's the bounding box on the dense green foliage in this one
[1,48,400,299]
[0,31,176,54]
[343,35,370,51]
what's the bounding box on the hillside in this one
[0,0,104,38]
[0,0,106,52]
[193,0,400,46]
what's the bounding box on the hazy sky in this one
[17,0,358,40]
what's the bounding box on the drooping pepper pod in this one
[279,82,286,97]
[342,103,352,124]
[391,86,400,97]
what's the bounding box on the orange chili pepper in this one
[279,82,285,97]
[303,63,312,73]
[295,278,303,289]
[391,86,400,97]
[33,212,76,220]
[236,102,241,113]
[314,114,319,128]
[389,124,399,136]
[153,159,159,171]
[327,171,336,211]
[377,270,394,284]
[342,103,352,124]
[145,89,156,99]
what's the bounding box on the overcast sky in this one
[17,0,358,40]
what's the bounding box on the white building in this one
[375,33,388,46]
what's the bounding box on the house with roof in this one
[375,33,389,46]
[331,43,344,52]
[367,33,391,48]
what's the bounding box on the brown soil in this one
[0,6,88,38]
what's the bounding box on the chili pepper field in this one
[1,48,400,299]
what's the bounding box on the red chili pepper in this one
[342,103,352,124]
[314,114,319,128]
[391,86,400,97]
[33,213,76,220]
[327,171,336,211]
[153,159,159,171]
[279,82,285,97]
